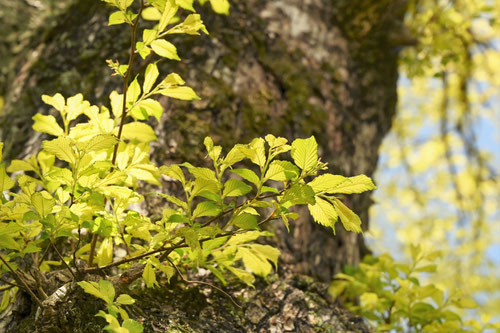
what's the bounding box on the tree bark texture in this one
[0,0,406,330]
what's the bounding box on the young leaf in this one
[121,122,157,142]
[209,0,230,15]
[192,201,221,218]
[280,184,315,205]
[41,93,65,112]
[81,134,118,153]
[151,39,181,60]
[98,279,116,304]
[43,137,76,164]
[159,0,178,32]
[122,319,144,333]
[331,198,362,233]
[97,237,114,266]
[32,114,64,137]
[176,0,195,12]
[31,192,55,218]
[130,99,163,121]
[143,62,159,94]
[326,174,376,194]
[159,86,200,100]
[108,11,127,25]
[232,213,258,230]
[116,294,135,305]
[127,78,141,105]
[291,136,318,173]
[223,179,252,197]
[237,247,272,277]
[264,160,299,181]
[143,262,159,288]
[230,168,260,186]
[78,281,107,303]
[307,196,338,229]
[308,174,347,193]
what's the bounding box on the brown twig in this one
[50,239,77,279]
[0,254,44,308]
[165,257,241,309]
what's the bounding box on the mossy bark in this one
[0,0,407,330]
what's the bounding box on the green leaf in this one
[108,11,127,25]
[222,145,246,168]
[77,281,107,303]
[130,99,163,121]
[0,142,3,161]
[454,298,478,309]
[308,196,338,229]
[121,122,157,142]
[281,184,315,205]
[97,237,114,266]
[326,174,376,194]
[159,86,200,100]
[237,247,272,277]
[43,137,76,164]
[209,0,230,15]
[227,267,254,287]
[232,213,258,230]
[176,0,195,12]
[141,6,161,20]
[7,159,36,173]
[143,262,159,288]
[159,0,178,32]
[264,160,299,181]
[223,179,252,197]
[0,163,16,194]
[291,136,318,172]
[98,279,116,304]
[151,39,181,60]
[0,234,20,250]
[122,319,144,333]
[116,294,135,305]
[41,93,65,112]
[160,164,185,184]
[230,168,259,185]
[32,114,64,137]
[82,134,118,153]
[192,201,221,218]
[142,29,157,45]
[308,174,347,193]
[31,192,55,218]
[127,78,141,105]
[332,198,362,233]
[143,62,159,94]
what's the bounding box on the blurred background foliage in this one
[368,0,500,325]
[0,0,499,329]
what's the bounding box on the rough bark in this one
[0,0,407,330]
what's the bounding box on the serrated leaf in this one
[31,192,55,218]
[159,86,200,100]
[308,196,338,229]
[291,136,318,172]
[230,168,259,185]
[151,39,180,60]
[32,114,64,137]
[308,174,347,193]
[0,234,20,250]
[247,138,266,168]
[281,184,315,205]
[7,159,36,173]
[43,137,76,164]
[332,198,362,233]
[232,213,258,230]
[327,174,376,194]
[227,267,254,287]
[223,179,252,197]
[192,177,219,197]
[222,145,246,168]
[237,247,272,277]
[82,134,118,153]
[143,62,159,94]
[121,122,157,142]
[192,201,221,218]
[260,186,279,194]
[160,164,185,184]
[265,160,299,181]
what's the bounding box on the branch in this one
[165,257,241,309]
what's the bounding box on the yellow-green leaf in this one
[223,179,252,197]
[31,191,55,218]
[143,262,158,288]
[151,39,180,60]
[159,86,200,100]
[130,99,163,121]
[143,62,159,94]
[291,136,318,173]
[209,0,229,15]
[332,198,362,233]
[159,0,178,32]
[328,174,376,194]
[42,137,76,164]
[308,196,338,229]
[121,122,157,143]
[32,114,64,137]
[41,93,65,112]
[108,11,126,25]
[97,237,113,266]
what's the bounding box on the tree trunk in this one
[0,0,407,329]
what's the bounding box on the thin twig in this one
[165,257,241,309]
[0,277,22,289]
[0,254,44,308]
[50,239,77,279]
